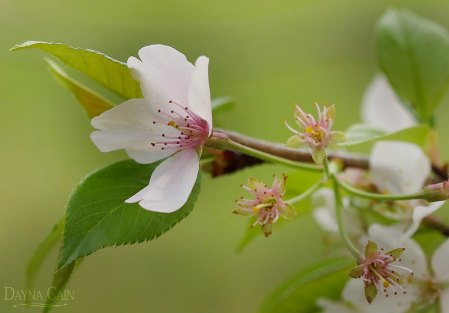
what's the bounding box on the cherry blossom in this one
[90,44,212,213]
[370,141,445,239]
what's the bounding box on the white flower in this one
[312,188,363,237]
[370,141,445,239]
[317,298,358,313]
[90,45,212,213]
[343,224,424,313]
[361,74,417,132]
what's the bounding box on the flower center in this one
[305,125,325,142]
[151,100,209,151]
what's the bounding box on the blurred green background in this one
[2,0,449,312]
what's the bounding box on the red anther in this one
[158,110,161,112]
[169,100,172,103]
[151,143,155,146]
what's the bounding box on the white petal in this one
[342,279,419,313]
[188,56,212,133]
[365,224,429,279]
[316,298,355,313]
[126,148,199,213]
[440,288,449,313]
[402,201,446,240]
[361,74,416,132]
[370,141,430,194]
[313,208,338,232]
[90,98,175,163]
[432,238,449,282]
[128,44,194,108]
[312,188,335,209]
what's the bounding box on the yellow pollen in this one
[305,126,313,134]
[252,207,259,214]
[383,281,390,288]
[168,121,175,126]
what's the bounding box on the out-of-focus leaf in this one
[376,8,449,122]
[57,160,202,270]
[46,58,114,118]
[211,96,233,111]
[236,170,323,252]
[25,216,65,305]
[258,258,353,313]
[43,258,83,313]
[340,124,430,151]
[11,41,142,100]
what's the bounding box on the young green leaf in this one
[46,58,114,118]
[211,96,233,111]
[25,215,65,305]
[258,258,353,313]
[340,124,430,151]
[376,8,449,122]
[43,258,83,313]
[57,159,202,270]
[11,41,142,100]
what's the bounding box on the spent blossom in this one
[90,44,212,213]
[349,240,413,304]
[284,103,347,164]
[233,175,296,237]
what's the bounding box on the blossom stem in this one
[336,179,432,201]
[286,178,324,205]
[205,132,323,172]
[328,156,363,263]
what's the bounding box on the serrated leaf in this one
[46,58,114,118]
[25,216,65,305]
[43,258,83,313]
[236,170,322,252]
[376,8,449,122]
[57,159,202,270]
[340,124,430,150]
[258,258,353,313]
[11,41,142,100]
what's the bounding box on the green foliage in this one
[11,41,143,100]
[57,160,202,270]
[46,58,114,118]
[258,258,353,313]
[25,216,65,304]
[236,170,323,252]
[376,8,449,123]
[341,124,430,152]
[43,258,83,313]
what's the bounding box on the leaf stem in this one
[286,178,324,205]
[337,179,428,201]
[326,155,363,263]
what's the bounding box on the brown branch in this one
[215,128,448,182]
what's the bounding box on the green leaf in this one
[340,124,430,151]
[211,96,233,111]
[43,258,83,313]
[46,58,114,118]
[236,170,322,252]
[11,41,142,100]
[25,216,65,305]
[376,8,449,122]
[258,258,353,313]
[57,159,202,270]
